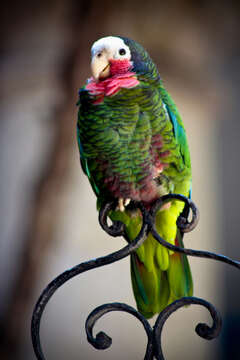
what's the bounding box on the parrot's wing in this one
[161,89,191,169]
[160,84,192,197]
[77,88,100,196]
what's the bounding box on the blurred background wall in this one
[1,1,240,359]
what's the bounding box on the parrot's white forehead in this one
[91,36,131,58]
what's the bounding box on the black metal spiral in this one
[153,297,222,360]
[31,194,240,359]
[85,302,154,358]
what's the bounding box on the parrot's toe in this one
[118,198,125,212]
[124,198,131,207]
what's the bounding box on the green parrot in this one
[77,36,193,318]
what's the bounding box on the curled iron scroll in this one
[31,194,240,359]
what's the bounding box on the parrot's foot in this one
[117,198,131,212]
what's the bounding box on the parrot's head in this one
[90,36,159,82]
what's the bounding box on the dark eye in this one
[119,48,126,56]
[97,53,102,58]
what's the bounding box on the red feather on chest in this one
[86,59,139,104]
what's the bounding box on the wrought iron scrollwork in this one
[31,194,240,359]
[85,302,154,358]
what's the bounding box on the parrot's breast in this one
[79,78,178,206]
[93,130,169,204]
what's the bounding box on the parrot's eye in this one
[97,53,102,58]
[119,48,126,56]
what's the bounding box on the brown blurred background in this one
[1,0,240,359]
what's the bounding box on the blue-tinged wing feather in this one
[160,84,192,198]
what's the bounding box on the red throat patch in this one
[86,59,139,104]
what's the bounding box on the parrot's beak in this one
[91,53,110,81]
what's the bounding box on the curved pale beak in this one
[91,53,110,81]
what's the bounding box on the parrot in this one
[77,36,193,318]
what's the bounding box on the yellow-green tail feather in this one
[110,202,193,319]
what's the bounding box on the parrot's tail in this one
[130,230,193,319]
